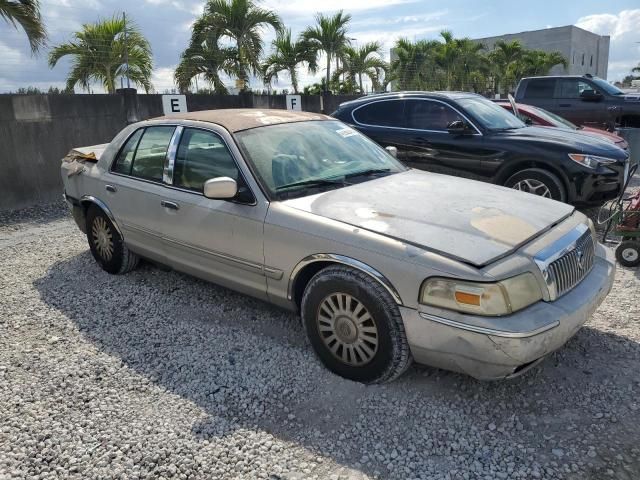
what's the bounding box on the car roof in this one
[338,91,481,109]
[154,108,331,132]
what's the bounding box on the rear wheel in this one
[86,206,139,274]
[616,240,640,267]
[301,265,412,384]
[504,168,566,202]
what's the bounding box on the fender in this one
[80,195,124,238]
[288,253,403,305]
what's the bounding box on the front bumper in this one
[571,161,628,206]
[400,246,616,380]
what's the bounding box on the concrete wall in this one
[0,92,362,211]
[473,25,610,79]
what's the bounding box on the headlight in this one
[568,153,616,169]
[420,273,542,316]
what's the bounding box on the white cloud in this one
[576,9,640,80]
[151,67,177,92]
[261,0,416,16]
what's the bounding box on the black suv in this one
[514,74,640,129]
[332,92,630,206]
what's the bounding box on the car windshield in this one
[590,77,625,96]
[458,96,526,131]
[529,106,578,130]
[235,120,406,200]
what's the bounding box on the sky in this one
[0,0,639,93]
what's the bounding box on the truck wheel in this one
[504,168,566,202]
[86,205,139,274]
[301,265,412,384]
[616,241,640,267]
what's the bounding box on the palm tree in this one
[391,38,440,91]
[262,29,317,94]
[451,37,488,91]
[517,50,567,77]
[487,39,524,94]
[49,15,152,93]
[196,0,282,90]
[0,0,46,52]
[175,21,236,94]
[302,11,352,92]
[334,42,387,93]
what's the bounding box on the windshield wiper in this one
[344,168,391,179]
[275,177,347,191]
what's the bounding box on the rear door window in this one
[405,99,464,131]
[353,100,405,127]
[112,129,144,175]
[130,126,176,182]
[523,79,556,99]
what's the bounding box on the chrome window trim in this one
[533,223,592,300]
[80,195,124,238]
[109,123,257,206]
[350,97,483,136]
[163,125,183,184]
[287,253,403,305]
[418,312,559,338]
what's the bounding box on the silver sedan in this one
[61,109,615,383]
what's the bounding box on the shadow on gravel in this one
[34,252,640,479]
[0,201,70,230]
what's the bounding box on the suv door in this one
[103,125,176,263]
[159,126,269,300]
[554,78,608,127]
[398,99,489,179]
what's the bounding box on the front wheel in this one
[301,265,412,383]
[504,168,566,202]
[86,206,139,274]
[616,240,640,267]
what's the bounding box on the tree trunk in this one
[291,67,298,94]
[105,67,114,94]
[325,53,331,92]
[359,72,363,93]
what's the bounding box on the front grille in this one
[547,230,595,298]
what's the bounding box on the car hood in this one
[494,126,627,158]
[282,170,574,267]
[579,126,627,146]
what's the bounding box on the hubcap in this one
[92,217,114,261]
[622,247,639,262]
[513,179,552,198]
[316,292,379,366]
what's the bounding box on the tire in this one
[301,265,412,384]
[616,240,640,267]
[504,168,566,202]
[86,205,139,274]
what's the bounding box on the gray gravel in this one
[1,198,640,480]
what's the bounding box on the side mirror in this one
[385,146,398,158]
[580,89,602,102]
[447,120,471,135]
[203,177,237,199]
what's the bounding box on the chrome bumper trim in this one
[418,312,559,338]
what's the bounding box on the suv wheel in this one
[301,265,412,383]
[86,206,139,274]
[504,168,566,202]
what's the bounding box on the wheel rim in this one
[513,179,552,198]
[316,292,379,366]
[92,217,114,261]
[621,247,639,262]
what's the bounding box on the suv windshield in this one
[590,77,625,96]
[458,96,526,131]
[235,120,406,199]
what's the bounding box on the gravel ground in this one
[1,189,640,480]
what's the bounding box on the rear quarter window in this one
[353,100,405,127]
[523,79,556,99]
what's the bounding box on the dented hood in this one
[282,170,574,267]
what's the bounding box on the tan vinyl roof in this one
[155,109,331,132]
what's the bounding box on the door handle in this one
[161,200,179,210]
[105,184,117,193]
[558,103,571,107]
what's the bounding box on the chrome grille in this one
[546,230,595,298]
